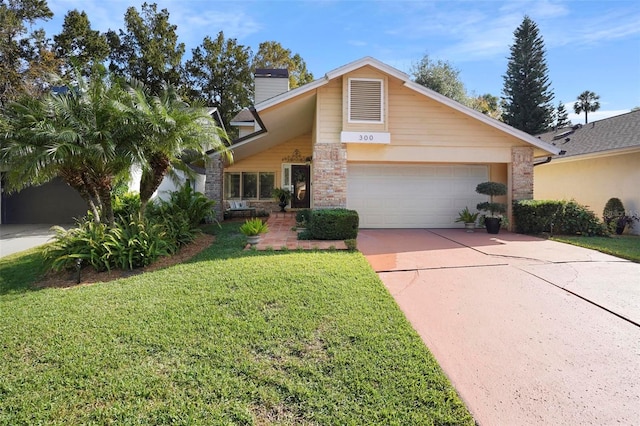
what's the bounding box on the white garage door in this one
[347,164,489,228]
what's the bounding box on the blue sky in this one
[42,0,640,123]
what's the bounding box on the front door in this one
[290,164,310,209]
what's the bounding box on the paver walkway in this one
[248,212,347,250]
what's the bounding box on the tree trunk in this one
[59,169,101,223]
[139,152,171,217]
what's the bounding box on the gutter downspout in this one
[533,150,566,167]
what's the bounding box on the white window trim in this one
[348,77,384,124]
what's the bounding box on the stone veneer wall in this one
[511,146,534,201]
[205,155,224,221]
[312,143,347,208]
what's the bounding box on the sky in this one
[39,0,640,124]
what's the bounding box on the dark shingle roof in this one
[536,110,640,158]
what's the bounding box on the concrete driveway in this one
[358,229,640,425]
[0,224,59,258]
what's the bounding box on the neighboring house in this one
[0,176,87,224]
[535,110,640,234]
[205,56,560,228]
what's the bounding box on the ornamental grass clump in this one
[239,218,269,236]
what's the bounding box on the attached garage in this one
[347,163,488,228]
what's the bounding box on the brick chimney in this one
[254,69,289,104]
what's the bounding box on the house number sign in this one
[340,131,391,144]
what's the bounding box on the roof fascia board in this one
[207,107,267,156]
[255,78,329,111]
[545,146,640,163]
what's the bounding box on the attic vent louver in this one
[349,78,383,123]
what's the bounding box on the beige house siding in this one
[345,73,527,163]
[224,136,312,210]
[535,151,640,235]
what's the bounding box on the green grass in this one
[0,223,473,425]
[552,234,640,263]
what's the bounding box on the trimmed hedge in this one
[513,200,608,236]
[309,208,359,240]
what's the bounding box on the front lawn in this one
[0,223,473,425]
[552,234,640,263]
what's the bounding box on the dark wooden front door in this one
[290,165,310,209]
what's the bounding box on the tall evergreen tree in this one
[502,16,554,135]
[106,2,185,95]
[573,90,600,124]
[554,101,571,128]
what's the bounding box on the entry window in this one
[259,173,275,199]
[348,78,383,123]
[225,172,275,200]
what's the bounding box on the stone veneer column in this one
[312,143,348,208]
[511,146,534,201]
[205,155,225,221]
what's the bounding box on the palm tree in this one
[120,80,231,217]
[1,68,134,226]
[573,90,600,124]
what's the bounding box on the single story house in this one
[205,57,560,229]
[535,110,640,234]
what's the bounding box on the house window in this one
[224,172,275,200]
[348,78,383,123]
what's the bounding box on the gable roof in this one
[536,110,640,160]
[221,56,560,159]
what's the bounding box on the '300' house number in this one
[340,131,391,144]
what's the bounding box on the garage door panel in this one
[347,164,489,228]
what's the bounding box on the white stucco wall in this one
[128,167,206,201]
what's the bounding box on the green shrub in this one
[602,197,627,231]
[44,221,111,272]
[297,230,313,240]
[476,181,507,217]
[156,185,215,226]
[513,200,608,236]
[113,192,141,218]
[344,238,358,251]
[309,209,359,240]
[103,216,171,270]
[295,208,312,225]
[44,216,171,272]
